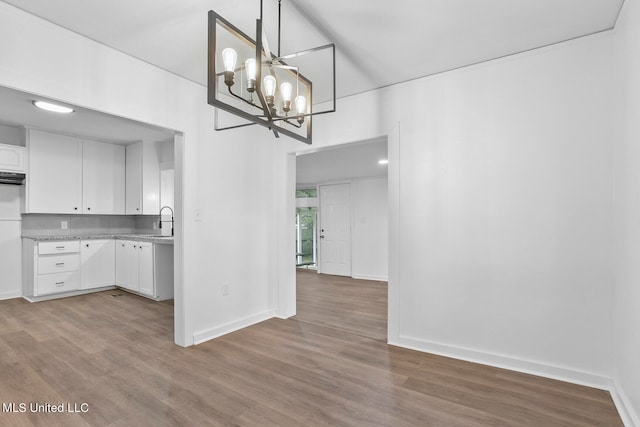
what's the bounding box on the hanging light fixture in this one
[208,0,336,144]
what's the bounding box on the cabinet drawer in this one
[38,254,80,274]
[39,240,80,255]
[36,272,80,296]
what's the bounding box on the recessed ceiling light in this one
[33,100,74,114]
[378,159,389,165]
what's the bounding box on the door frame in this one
[279,124,400,343]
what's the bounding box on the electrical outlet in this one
[152,222,157,229]
[222,282,230,296]
[61,221,68,230]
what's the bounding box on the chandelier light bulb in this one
[263,76,277,97]
[280,82,292,112]
[263,75,277,107]
[221,48,237,72]
[245,58,257,92]
[221,48,237,87]
[295,95,306,124]
[295,95,306,114]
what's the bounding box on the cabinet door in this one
[138,242,154,296]
[115,240,130,289]
[82,140,125,214]
[127,241,140,292]
[125,142,142,214]
[116,240,139,292]
[81,240,115,290]
[125,141,160,215]
[27,130,82,213]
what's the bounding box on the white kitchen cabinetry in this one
[27,129,83,214]
[27,129,126,214]
[115,239,173,300]
[82,140,125,214]
[23,239,81,297]
[80,240,115,290]
[116,240,139,292]
[126,141,160,215]
[0,143,26,172]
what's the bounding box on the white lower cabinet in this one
[23,239,81,297]
[116,240,141,293]
[23,238,173,301]
[115,240,172,300]
[80,240,115,290]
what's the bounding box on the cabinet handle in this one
[133,245,137,249]
[121,244,125,247]
[86,244,90,248]
[55,282,65,286]
[55,262,65,266]
[74,207,78,210]
[55,246,65,250]
[87,207,91,211]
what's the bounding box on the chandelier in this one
[208,0,335,144]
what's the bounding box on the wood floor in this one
[0,281,623,426]
[294,270,388,341]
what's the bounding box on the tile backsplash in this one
[21,214,141,236]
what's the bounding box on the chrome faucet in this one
[159,206,174,236]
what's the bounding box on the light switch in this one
[61,221,68,230]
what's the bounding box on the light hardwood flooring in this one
[294,270,388,341]
[0,282,623,426]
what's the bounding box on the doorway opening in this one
[292,137,389,341]
[295,188,318,270]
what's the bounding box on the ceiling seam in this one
[340,27,619,102]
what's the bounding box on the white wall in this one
[612,0,640,425]
[279,32,616,389]
[352,177,388,281]
[0,3,277,346]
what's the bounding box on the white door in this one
[138,242,154,297]
[319,183,351,276]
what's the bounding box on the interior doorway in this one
[292,137,389,341]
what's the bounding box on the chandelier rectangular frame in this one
[208,9,335,145]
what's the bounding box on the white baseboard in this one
[0,290,22,300]
[390,335,614,391]
[193,310,275,345]
[611,381,639,427]
[352,274,389,281]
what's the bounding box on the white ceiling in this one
[296,138,388,187]
[0,0,625,102]
[0,86,175,144]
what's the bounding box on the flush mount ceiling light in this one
[32,100,74,114]
[208,0,336,145]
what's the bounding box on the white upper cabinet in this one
[27,129,83,214]
[82,139,125,214]
[26,129,126,214]
[126,141,159,215]
[0,143,26,173]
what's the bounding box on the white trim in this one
[391,335,614,391]
[193,310,274,345]
[611,381,640,427]
[352,274,388,282]
[22,286,116,303]
[0,290,22,300]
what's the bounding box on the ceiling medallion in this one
[208,0,335,144]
